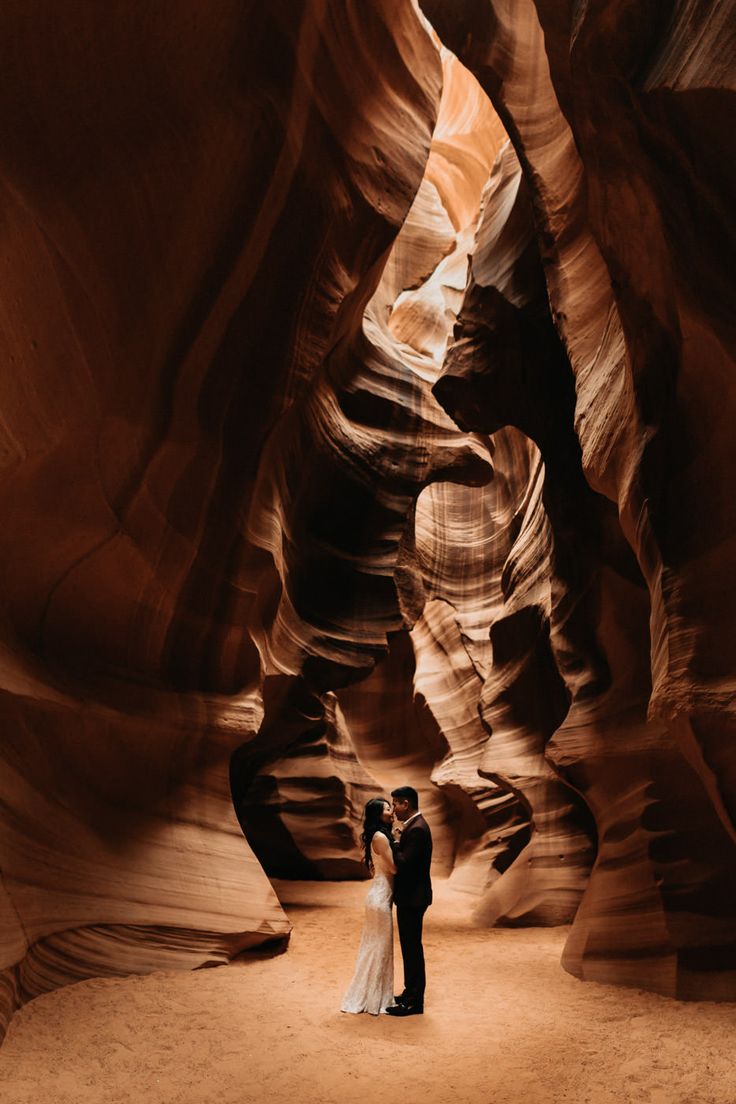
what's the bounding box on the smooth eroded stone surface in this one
[0,654,286,1038]
[424,140,600,924]
[233,690,382,880]
[0,0,451,1039]
[1,0,734,1041]
[423,0,736,996]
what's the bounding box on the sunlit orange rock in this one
[0,0,449,1039]
[423,0,736,997]
[427,139,600,924]
[1,0,734,1045]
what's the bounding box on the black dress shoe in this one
[385,1003,423,1016]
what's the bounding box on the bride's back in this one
[371,832,395,879]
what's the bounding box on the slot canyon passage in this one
[0,1,735,1102]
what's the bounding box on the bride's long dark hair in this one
[361,797,392,873]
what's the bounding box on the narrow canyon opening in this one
[1,5,735,1098]
[228,43,602,931]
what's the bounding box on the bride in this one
[341,797,397,1015]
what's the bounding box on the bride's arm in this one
[372,832,396,874]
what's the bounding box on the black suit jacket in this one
[392,814,432,909]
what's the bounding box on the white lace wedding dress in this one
[341,833,396,1015]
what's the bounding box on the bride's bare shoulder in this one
[371,832,390,853]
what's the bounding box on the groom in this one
[386,785,432,1017]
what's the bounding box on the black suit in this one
[392,814,432,1007]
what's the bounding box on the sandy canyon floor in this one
[1,880,734,1104]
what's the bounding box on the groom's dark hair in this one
[391,785,418,809]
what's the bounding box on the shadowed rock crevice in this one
[422,0,736,996]
[0,0,734,1044]
[0,0,446,1040]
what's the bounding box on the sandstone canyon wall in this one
[422,0,736,995]
[1,0,735,1041]
[0,0,448,1039]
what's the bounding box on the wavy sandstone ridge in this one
[424,139,602,925]
[0,0,734,1041]
[0,0,449,1039]
[423,0,736,996]
[330,51,597,920]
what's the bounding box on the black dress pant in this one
[396,904,427,1006]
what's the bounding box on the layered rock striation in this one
[1,0,734,1041]
[0,0,449,1039]
[423,0,736,996]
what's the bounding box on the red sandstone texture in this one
[0,0,734,1042]
[0,0,445,1037]
[423,0,736,994]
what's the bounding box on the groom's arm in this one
[392,826,427,872]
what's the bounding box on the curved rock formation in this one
[423,0,736,996]
[0,654,285,1038]
[244,42,506,883]
[1,0,735,1043]
[424,141,600,924]
[0,0,451,1039]
[232,685,382,880]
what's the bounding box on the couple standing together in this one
[341,786,432,1018]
